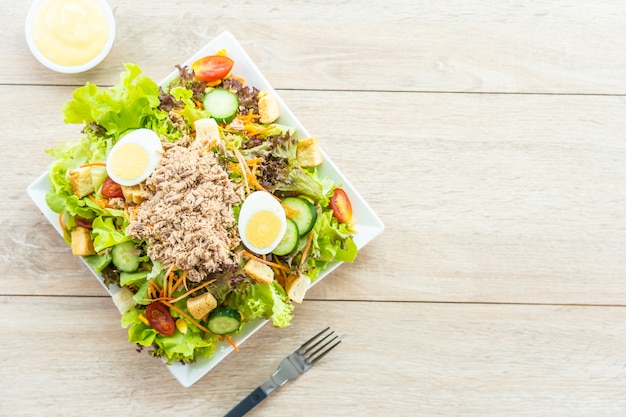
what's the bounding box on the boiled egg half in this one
[106,128,163,186]
[238,191,287,255]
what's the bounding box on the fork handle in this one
[223,386,268,417]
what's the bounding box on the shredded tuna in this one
[126,138,244,282]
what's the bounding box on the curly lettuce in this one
[227,280,294,328]
[62,63,166,137]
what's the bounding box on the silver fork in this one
[223,327,341,417]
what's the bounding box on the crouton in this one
[71,226,96,256]
[68,166,95,198]
[194,117,221,148]
[187,292,218,320]
[258,92,280,124]
[121,184,149,204]
[285,272,311,304]
[112,287,137,314]
[243,259,274,284]
[296,136,323,167]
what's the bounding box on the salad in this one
[45,51,358,364]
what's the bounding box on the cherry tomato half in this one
[101,177,124,199]
[329,188,353,224]
[145,302,176,336]
[191,55,234,83]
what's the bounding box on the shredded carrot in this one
[87,195,107,209]
[236,113,260,123]
[192,98,204,109]
[58,214,70,241]
[300,230,315,266]
[169,278,216,303]
[171,270,187,295]
[169,273,175,297]
[245,171,267,192]
[228,162,242,173]
[222,135,250,193]
[222,135,269,193]
[161,300,212,334]
[79,162,106,168]
[162,273,169,299]
[147,284,156,301]
[225,334,239,352]
[242,251,290,272]
[244,123,274,136]
[245,157,264,166]
[148,279,162,301]
[282,204,300,219]
[149,296,176,303]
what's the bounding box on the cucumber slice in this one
[202,88,239,124]
[272,218,299,256]
[207,307,241,334]
[111,241,141,272]
[282,197,317,236]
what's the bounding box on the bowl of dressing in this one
[25,0,115,73]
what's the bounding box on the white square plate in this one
[27,31,384,387]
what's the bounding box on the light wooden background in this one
[2,1,626,416]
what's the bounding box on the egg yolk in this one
[108,143,149,181]
[245,210,282,249]
[32,0,110,67]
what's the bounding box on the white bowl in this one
[25,0,116,74]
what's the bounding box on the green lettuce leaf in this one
[122,305,217,364]
[62,63,165,137]
[227,280,294,328]
[305,209,358,279]
[83,253,112,272]
[91,215,130,252]
[169,86,211,127]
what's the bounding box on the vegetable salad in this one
[45,53,357,364]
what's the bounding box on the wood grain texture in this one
[1,0,626,415]
[2,1,626,93]
[4,85,626,305]
[2,297,626,417]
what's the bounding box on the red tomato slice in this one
[101,177,124,199]
[191,55,234,83]
[145,302,176,336]
[329,188,353,224]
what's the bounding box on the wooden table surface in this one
[2,1,626,416]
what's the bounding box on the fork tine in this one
[297,326,332,350]
[307,336,341,365]
[297,327,341,364]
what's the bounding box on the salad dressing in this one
[31,0,110,67]
[108,143,149,181]
[245,210,283,249]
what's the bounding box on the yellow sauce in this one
[246,211,282,248]
[32,0,109,67]
[108,143,149,181]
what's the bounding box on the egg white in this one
[238,191,287,255]
[106,128,163,186]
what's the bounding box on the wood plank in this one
[299,89,626,305]
[3,84,625,305]
[2,296,625,416]
[2,0,626,94]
